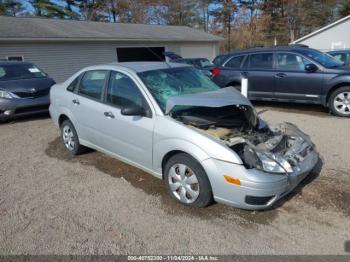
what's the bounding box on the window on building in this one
[6,56,24,61]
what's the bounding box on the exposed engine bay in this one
[171,105,315,174]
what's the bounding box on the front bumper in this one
[0,95,49,121]
[202,147,319,210]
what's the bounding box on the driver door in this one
[98,70,155,169]
[274,52,324,102]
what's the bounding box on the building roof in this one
[0,16,222,43]
[292,15,350,44]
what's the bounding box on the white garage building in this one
[291,15,350,51]
[0,16,222,82]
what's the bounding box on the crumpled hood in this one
[165,87,253,114]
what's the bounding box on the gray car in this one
[49,62,318,210]
[0,61,55,121]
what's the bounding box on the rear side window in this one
[225,56,244,68]
[67,75,81,92]
[0,64,47,81]
[248,53,273,69]
[78,70,107,100]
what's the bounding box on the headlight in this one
[257,152,293,174]
[243,145,293,174]
[0,90,13,99]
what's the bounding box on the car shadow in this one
[0,112,50,125]
[253,101,330,117]
[272,157,323,209]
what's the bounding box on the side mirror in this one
[121,104,145,116]
[305,63,318,72]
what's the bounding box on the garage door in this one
[117,47,165,62]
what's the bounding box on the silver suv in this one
[49,62,318,210]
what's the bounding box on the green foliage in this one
[339,0,350,16]
[0,0,23,16]
[30,0,72,18]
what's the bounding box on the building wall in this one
[296,19,350,51]
[0,41,218,82]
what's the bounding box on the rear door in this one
[243,52,276,100]
[70,70,109,147]
[274,52,324,102]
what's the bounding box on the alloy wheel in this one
[168,163,200,204]
[333,92,350,115]
[62,125,76,151]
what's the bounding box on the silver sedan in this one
[49,62,318,210]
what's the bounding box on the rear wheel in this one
[164,153,213,208]
[60,120,86,155]
[329,86,350,117]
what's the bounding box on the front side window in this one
[0,64,47,81]
[225,55,244,68]
[107,71,144,108]
[138,67,219,112]
[248,53,273,69]
[332,53,350,64]
[276,53,310,71]
[78,70,107,100]
[298,49,343,68]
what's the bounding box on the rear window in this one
[0,64,47,81]
[224,55,245,68]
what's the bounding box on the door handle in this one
[72,99,80,105]
[275,73,287,78]
[104,111,115,119]
[241,71,249,77]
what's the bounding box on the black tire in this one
[329,86,350,117]
[164,153,213,208]
[60,120,86,155]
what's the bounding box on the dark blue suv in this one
[212,46,350,117]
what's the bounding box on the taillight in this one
[211,68,220,76]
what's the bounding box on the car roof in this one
[327,50,350,53]
[0,61,33,67]
[223,46,313,56]
[108,62,190,72]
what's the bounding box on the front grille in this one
[13,88,50,98]
[245,195,275,206]
[15,104,49,114]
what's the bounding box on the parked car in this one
[49,62,318,210]
[173,58,214,78]
[0,61,55,121]
[327,50,350,65]
[163,51,214,77]
[212,46,350,117]
[171,58,214,78]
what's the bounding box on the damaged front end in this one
[230,122,316,175]
[166,87,318,178]
[170,104,316,176]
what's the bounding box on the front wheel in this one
[329,87,350,117]
[164,153,213,208]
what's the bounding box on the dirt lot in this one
[0,103,349,255]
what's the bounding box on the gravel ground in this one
[0,103,349,255]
